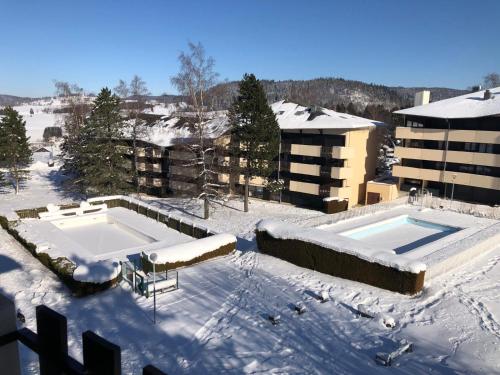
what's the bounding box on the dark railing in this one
[0,304,167,375]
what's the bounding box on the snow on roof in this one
[126,113,229,147]
[272,101,384,130]
[131,101,384,148]
[394,87,500,119]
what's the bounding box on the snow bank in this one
[73,260,121,283]
[143,233,236,264]
[256,219,426,274]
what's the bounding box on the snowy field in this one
[1,156,500,373]
[12,98,66,142]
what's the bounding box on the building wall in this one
[393,114,500,205]
[365,181,399,204]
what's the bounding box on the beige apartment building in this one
[392,88,500,205]
[219,101,385,210]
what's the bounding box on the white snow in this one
[73,260,121,283]
[1,155,500,373]
[143,233,236,263]
[272,100,384,130]
[394,86,500,119]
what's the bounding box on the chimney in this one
[484,89,493,100]
[414,90,431,106]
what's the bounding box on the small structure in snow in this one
[319,291,329,303]
[357,303,374,318]
[268,313,281,325]
[294,302,307,315]
[380,314,396,329]
[375,339,414,366]
[357,304,396,328]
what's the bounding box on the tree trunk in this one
[244,174,249,212]
[204,197,209,219]
[133,135,140,195]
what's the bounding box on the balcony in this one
[395,147,500,167]
[290,144,322,157]
[392,165,500,190]
[290,162,320,176]
[395,127,500,144]
[169,150,194,161]
[289,180,319,195]
[330,167,351,179]
[238,175,266,186]
[331,146,353,159]
[169,165,198,178]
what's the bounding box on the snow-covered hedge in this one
[141,233,236,272]
[256,219,426,295]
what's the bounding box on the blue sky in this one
[1,0,499,97]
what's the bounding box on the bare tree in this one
[129,75,150,194]
[483,73,500,89]
[171,42,221,219]
[114,79,130,100]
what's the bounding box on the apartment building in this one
[392,88,500,205]
[219,101,385,210]
[124,139,169,196]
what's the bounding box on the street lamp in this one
[149,252,158,324]
[450,173,457,208]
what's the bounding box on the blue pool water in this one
[340,215,460,253]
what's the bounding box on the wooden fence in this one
[0,295,167,375]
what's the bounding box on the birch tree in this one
[171,42,220,219]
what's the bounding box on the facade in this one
[219,101,385,210]
[128,101,385,211]
[125,139,169,196]
[392,88,500,205]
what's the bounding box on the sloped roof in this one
[272,101,384,130]
[394,87,500,119]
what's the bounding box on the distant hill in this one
[1,77,468,111]
[206,78,468,111]
[0,94,39,106]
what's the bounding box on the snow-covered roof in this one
[394,87,500,119]
[126,113,229,147]
[272,101,384,130]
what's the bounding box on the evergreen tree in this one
[0,107,32,194]
[75,88,131,196]
[228,73,280,212]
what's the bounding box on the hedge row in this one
[256,230,425,295]
[1,215,120,297]
[87,198,212,239]
[140,242,236,273]
[15,203,80,219]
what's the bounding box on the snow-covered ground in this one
[11,98,68,142]
[1,157,500,374]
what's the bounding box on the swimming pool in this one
[339,215,460,254]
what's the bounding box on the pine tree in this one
[0,107,32,194]
[75,88,131,196]
[228,73,280,212]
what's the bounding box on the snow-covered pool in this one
[340,215,460,253]
[19,207,193,262]
[51,214,157,255]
